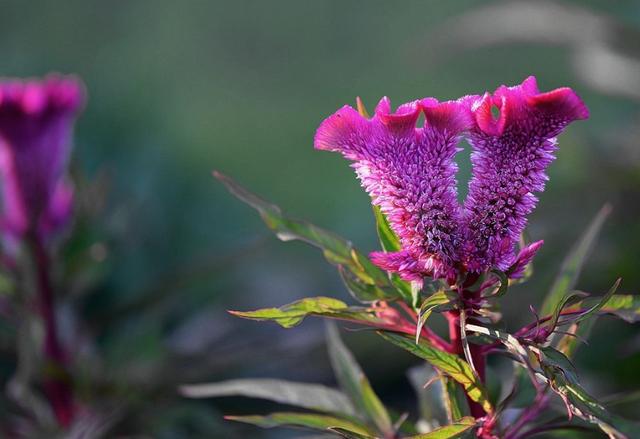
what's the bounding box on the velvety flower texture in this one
[0,75,85,242]
[315,77,588,282]
[315,97,473,281]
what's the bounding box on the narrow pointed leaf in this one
[406,417,476,438]
[373,205,401,253]
[443,376,466,422]
[573,278,621,324]
[327,324,393,436]
[225,412,374,435]
[179,379,356,416]
[215,171,396,302]
[229,297,378,329]
[379,332,492,414]
[541,204,611,316]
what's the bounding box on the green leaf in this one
[572,278,622,324]
[379,332,492,414]
[327,323,393,436]
[406,417,476,438]
[179,378,356,416]
[215,171,396,302]
[229,297,377,328]
[329,427,377,439]
[541,204,611,316]
[547,291,588,332]
[373,205,401,253]
[339,266,395,303]
[489,270,508,297]
[598,294,640,323]
[416,291,453,343]
[442,376,466,422]
[544,374,639,439]
[225,412,374,435]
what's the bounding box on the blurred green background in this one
[1,0,639,437]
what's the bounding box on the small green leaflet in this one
[572,278,621,324]
[406,417,476,438]
[229,297,377,328]
[372,205,413,303]
[179,378,356,416]
[540,204,611,316]
[379,332,493,414]
[225,412,374,436]
[327,323,394,436]
[373,205,401,253]
[215,171,397,302]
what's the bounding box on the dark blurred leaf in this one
[541,204,611,316]
[225,412,374,435]
[327,324,393,436]
[379,332,492,414]
[406,417,475,438]
[215,171,398,302]
[537,346,579,385]
[229,297,378,329]
[179,378,355,416]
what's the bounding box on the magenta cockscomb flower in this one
[315,77,587,281]
[315,97,472,281]
[463,76,589,272]
[0,75,85,242]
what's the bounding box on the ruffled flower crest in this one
[315,96,474,282]
[463,76,588,271]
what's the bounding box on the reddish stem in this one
[31,236,74,427]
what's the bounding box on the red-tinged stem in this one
[30,235,74,428]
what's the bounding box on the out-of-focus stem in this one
[504,389,550,439]
[30,235,74,427]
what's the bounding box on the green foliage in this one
[225,412,374,435]
[215,171,402,303]
[406,417,475,438]
[541,204,611,316]
[379,332,493,414]
[179,378,356,416]
[327,323,394,436]
[229,296,378,328]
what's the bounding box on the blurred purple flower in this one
[0,75,85,243]
[463,76,588,272]
[315,77,588,281]
[315,97,472,281]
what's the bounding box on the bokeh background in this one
[1,0,639,437]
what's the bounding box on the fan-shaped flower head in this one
[315,77,588,283]
[314,96,474,282]
[0,75,85,242]
[463,76,589,272]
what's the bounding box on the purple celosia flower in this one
[315,77,588,282]
[0,75,85,243]
[314,97,473,281]
[463,76,589,272]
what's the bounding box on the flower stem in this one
[30,236,74,428]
